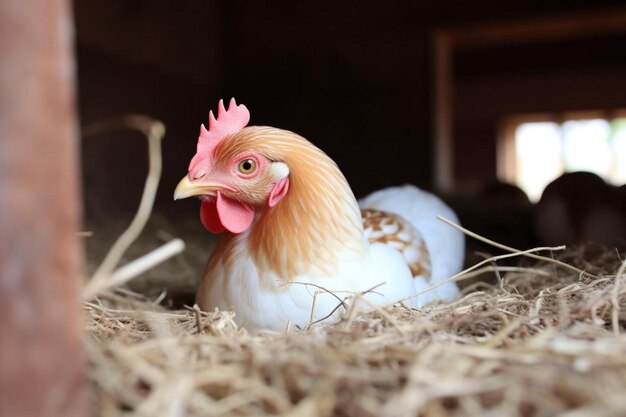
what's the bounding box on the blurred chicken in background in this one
[535,172,626,249]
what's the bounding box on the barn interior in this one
[75,0,626,303]
[4,2,626,416]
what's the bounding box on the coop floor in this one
[85,247,626,417]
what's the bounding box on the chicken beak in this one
[173,175,224,200]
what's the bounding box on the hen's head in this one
[174,99,291,234]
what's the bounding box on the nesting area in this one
[86,246,626,417]
[81,118,626,416]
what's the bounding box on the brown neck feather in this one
[218,126,367,280]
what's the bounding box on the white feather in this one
[359,184,464,301]
[200,234,423,331]
[199,185,464,331]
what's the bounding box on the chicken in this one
[174,99,464,330]
[535,172,626,249]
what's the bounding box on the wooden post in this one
[0,1,86,417]
[433,31,454,193]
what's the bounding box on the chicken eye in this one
[238,158,256,174]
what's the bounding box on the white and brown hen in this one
[174,99,464,330]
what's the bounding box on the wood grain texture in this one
[0,1,87,416]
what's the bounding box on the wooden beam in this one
[448,7,626,49]
[433,31,454,192]
[0,1,87,416]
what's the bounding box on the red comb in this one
[198,98,250,150]
[189,98,250,175]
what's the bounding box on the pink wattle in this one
[199,192,255,234]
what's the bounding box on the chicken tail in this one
[358,184,464,300]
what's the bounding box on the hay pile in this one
[86,247,626,417]
[83,117,626,416]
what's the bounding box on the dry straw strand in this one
[82,116,185,300]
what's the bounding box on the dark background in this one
[73,1,626,295]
